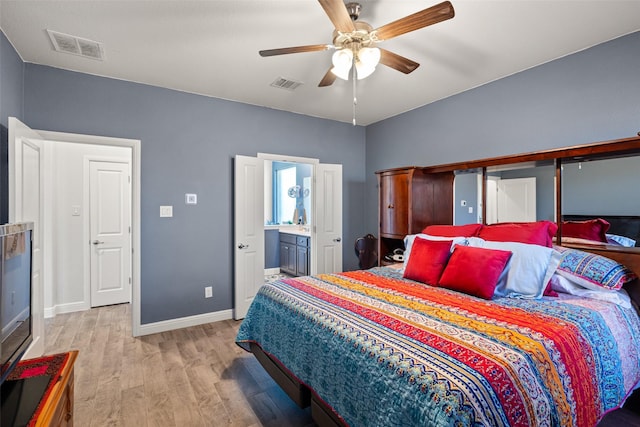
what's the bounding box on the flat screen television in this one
[0,222,33,384]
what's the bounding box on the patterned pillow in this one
[554,245,637,291]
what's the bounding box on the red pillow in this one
[562,219,610,243]
[438,246,512,299]
[478,221,558,247]
[422,224,483,238]
[403,238,453,285]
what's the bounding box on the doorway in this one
[9,120,142,341]
[234,153,343,319]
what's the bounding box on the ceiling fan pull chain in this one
[352,59,357,126]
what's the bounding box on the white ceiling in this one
[1,1,639,126]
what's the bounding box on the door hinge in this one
[128,176,131,183]
[129,277,131,284]
[129,226,131,233]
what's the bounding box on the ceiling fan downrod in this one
[345,2,361,21]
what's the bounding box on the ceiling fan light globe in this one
[331,66,351,80]
[331,49,353,80]
[355,63,376,80]
[358,47,381,68]
[332,49,353,69]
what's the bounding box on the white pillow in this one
[606,233,636,247]
[468,239,562,299]
[550,274,632,309]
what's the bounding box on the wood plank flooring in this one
[44,304,315,427]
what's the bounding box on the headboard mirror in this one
[440,134,640,252]
[561,155,640,247]
[485,160,555,224]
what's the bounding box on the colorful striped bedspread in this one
[236,267,640,427]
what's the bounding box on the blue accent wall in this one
[0,31,24,223]
[0,32,24,127]
[19,64,366,324]
[365,31,640,235]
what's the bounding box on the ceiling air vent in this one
[270,77,303,91]
[46,30,105,61]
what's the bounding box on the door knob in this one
[92,240,104,245]
[333,237,342,243]
[238,243,249,249]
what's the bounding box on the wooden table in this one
[2,350,78,427]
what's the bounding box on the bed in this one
[236,222,640,427]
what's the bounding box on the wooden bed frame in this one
[248,246,640,427]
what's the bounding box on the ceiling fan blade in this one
[379,49,420,74]
[259,44,332,57]
[373,1,454,42]
[318,0,356,33]
[318,68,337,87]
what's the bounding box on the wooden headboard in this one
[562,214,640,247]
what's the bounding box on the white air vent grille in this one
[47,30,105,61]
[270,77,303,91]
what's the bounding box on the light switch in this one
[160,206,173,217]
[468,206,474,214]
[185,193,197,205]
[71,205,81,216]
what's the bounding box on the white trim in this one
[264,267,280,275]
[138,309,233,336]
[36,129,142,336]
[44,301,90,318]
[257,152,319,165]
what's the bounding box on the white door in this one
[234,155,265,320]
[314,163,343,274]
[8,117,45,358]
[486,176,499,224]
[89,160,132,307]
[497,177,537,222]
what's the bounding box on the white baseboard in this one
[264,267,280,275]
[137,309,234,336]
[44,301,90,318]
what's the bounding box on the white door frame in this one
[36,130,142,336]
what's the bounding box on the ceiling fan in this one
[259,0,455,87]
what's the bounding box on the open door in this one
[8,117,46,358]
[313,163,343,274]
[234,155,265,320]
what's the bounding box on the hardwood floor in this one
[44,304,315,427]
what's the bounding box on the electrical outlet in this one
[205,286,213,298]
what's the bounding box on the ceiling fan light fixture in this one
[355,47,380,79]
[331,48,353,80]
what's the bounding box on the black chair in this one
[355,234,378,270]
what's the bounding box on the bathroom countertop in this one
[265,225,311,237]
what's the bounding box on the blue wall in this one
[0,32,24,127]
[365,31,640,235]
[0,32,24,223]
[21,65,365,323]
